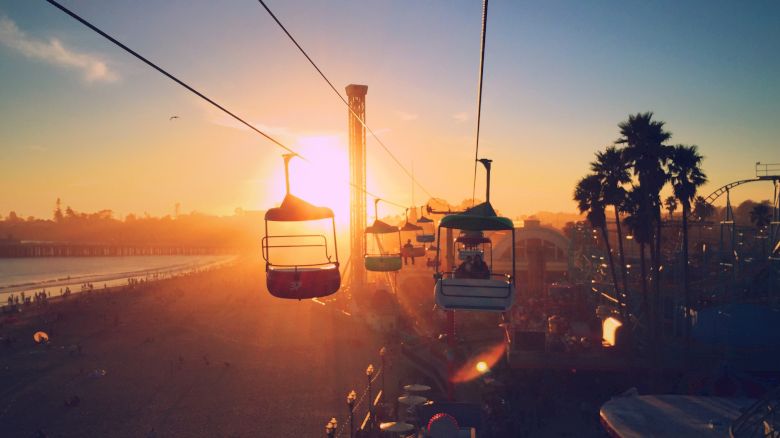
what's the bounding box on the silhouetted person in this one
[456,256,474,278]
[473,254,490,279]
[403,239,415,265]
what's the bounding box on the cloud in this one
[395,111,419,121]
[0,16,119,82]
[452,112,469,122]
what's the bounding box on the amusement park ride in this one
[399,210,426,259]
[262,154,341,299]
[703,162,780,263]
[433,159,516,312]
[365,199,403,272]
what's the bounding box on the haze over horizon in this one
[2,0,779,222]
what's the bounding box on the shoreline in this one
[0,254,240,302]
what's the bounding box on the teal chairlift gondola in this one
[433,159,516,312]
[416,206,436,245]
[456,232,490,262]
[365,199,403,272]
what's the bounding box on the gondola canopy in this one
[366,219,400,234]
[265,194,334,222]
[400,222,423,232]
[438,202,513,231]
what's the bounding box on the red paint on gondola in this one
[266,266,340,300]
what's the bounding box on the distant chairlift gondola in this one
[456,232,490,262]
[262,154,340,299]
[434,159,516,312]
[415,206,436,245]
[365,199,403,272]
[401,209,426,258]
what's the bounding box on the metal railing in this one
[756,162,780,178]
[729,384,780,437]
[327,348,388,438]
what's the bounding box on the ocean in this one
[0,255,237,298]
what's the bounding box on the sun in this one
[272,135,351,227]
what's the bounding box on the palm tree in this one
[574,174,621,308]
[591,145,631,315]
[749,202,772,230]
[623,186,653,325]
[668,144,707,340]
[693,196,715,222]
[617,112,672,338]
[664,196,678,220]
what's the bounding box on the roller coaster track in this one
[704,176,779,205]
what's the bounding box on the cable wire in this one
[256,0,435,201]
[471,0,489,206]
[45,0,297,156]
[45,0,409,211]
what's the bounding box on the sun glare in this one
[266,136,351,226]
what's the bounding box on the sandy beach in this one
[0,259,397,437]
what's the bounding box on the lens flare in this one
[451,342,505,383]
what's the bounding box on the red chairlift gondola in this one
[262,154,340,299]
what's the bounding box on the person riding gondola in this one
[455,255,474,278]
[403,239,416,265]
[471,254,490,279]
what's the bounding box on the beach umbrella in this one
[33,331,49,344]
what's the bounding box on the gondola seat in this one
[266,264,340,299]
[365,255,403,272]
[434,277,515,312]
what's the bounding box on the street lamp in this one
[366,364,375,428]
[347,390,357,438]
[379,347,387,396]
[325,417,338,437]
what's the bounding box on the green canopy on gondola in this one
[416,215,433,224]
[265,194,334,222]
[366,220,399,234]
[439,202,514,231]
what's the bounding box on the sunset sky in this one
[1,0,779,223]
